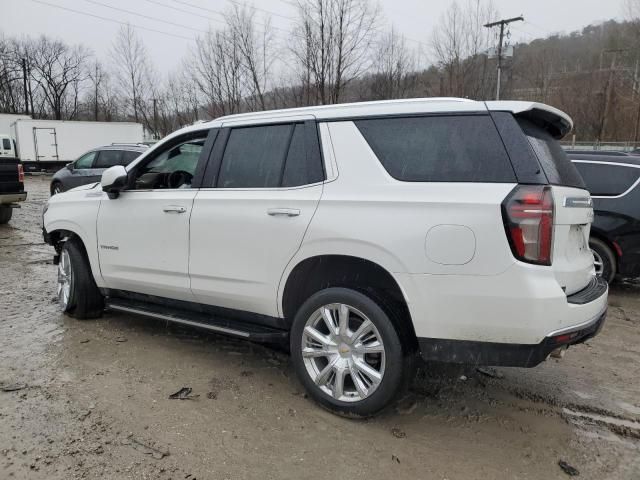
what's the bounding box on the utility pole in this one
[484,15,524,100]
[94,63,99,121]
[21,58,29,115]
[599,48,626,142]
[152,98,158,139]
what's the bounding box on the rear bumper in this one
[418,283,608,368]
[0,192,27,205]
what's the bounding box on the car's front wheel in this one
[51,182,63,196]
[290,287,408,417]
[57,239,104,319]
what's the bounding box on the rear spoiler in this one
[485,101,573,139]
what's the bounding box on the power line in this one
[224,0,296,21]
[82,0,210,34]
[31,0,194,41]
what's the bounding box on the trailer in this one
[0,114,31,136]
[11,119,144,170]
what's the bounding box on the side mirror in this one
[101,165,128,199]
[66,162,73,171]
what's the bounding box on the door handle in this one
[267,208,300,217]
[163,205,187,214]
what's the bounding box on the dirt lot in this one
[1,175,639,479]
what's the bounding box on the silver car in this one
[50,144,147,195]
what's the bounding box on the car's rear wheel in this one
[590,237,616,284]
[0,206,12,224]
[51,182,63,196]
[290,287,407,417]
[58,239,104,319]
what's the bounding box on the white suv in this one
[43,98,608,416]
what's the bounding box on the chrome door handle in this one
[163,205,187,214]
[267,208,300,217]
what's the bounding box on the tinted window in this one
[121,150,141,165]
[74,151,97,169]
[355,115,515,182]
[517,118,584,188]
[282,124,323,187]
[2,138,10,150]
[573,161,640,196]
[218,124,292,188]
[94,150,122,168]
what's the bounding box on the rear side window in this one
[217,123,323,188]
[572,161,640,196]
[94,150,122,168]
[517,118,585,188]
[355,115,515,182]
[2,138,10,150]
[121,150,141,166]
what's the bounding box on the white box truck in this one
[11,119,144,168]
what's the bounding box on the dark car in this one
[569,153,640,282]
[50,144,147,195]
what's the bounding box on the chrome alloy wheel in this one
[592,248,604,277]
[57,249,72,310]
[301,303,386,402]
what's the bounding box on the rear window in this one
[572,161,640,196]
[355,115,515,182]
[517,118,585,188]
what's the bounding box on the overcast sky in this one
[2,0,626,74]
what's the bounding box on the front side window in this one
[94,150,122,169]
[133,136,206,190]
[355,115,516,182]
[74,151,97,169]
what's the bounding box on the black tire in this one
[51,182,63,196]
[0,206,12,224]
[290,287,409,417]
[60,239,104,319]
[590,237,616,284]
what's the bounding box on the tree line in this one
[1,0,640,142]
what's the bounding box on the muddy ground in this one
[1,175,639,479]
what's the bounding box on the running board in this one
[105,298,289,343]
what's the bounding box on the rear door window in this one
[355,115,515,182]
[121,150,142,166]
[94,150,123,168]
[517,118,585,188]
[217,124,291,188]
[572,161,640,196]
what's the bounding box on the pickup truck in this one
[0,158,26,223]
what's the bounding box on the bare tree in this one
[370,27,416,99]
[291,0,379,105]
[189,28,243,117]
[111,24,151,123]
[28,36,90,120]
[226,5,276,111]
[431,0,497,98]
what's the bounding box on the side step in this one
[105,298,289,343]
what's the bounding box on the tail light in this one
[502,185,554,266]
[17,164,24,183]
